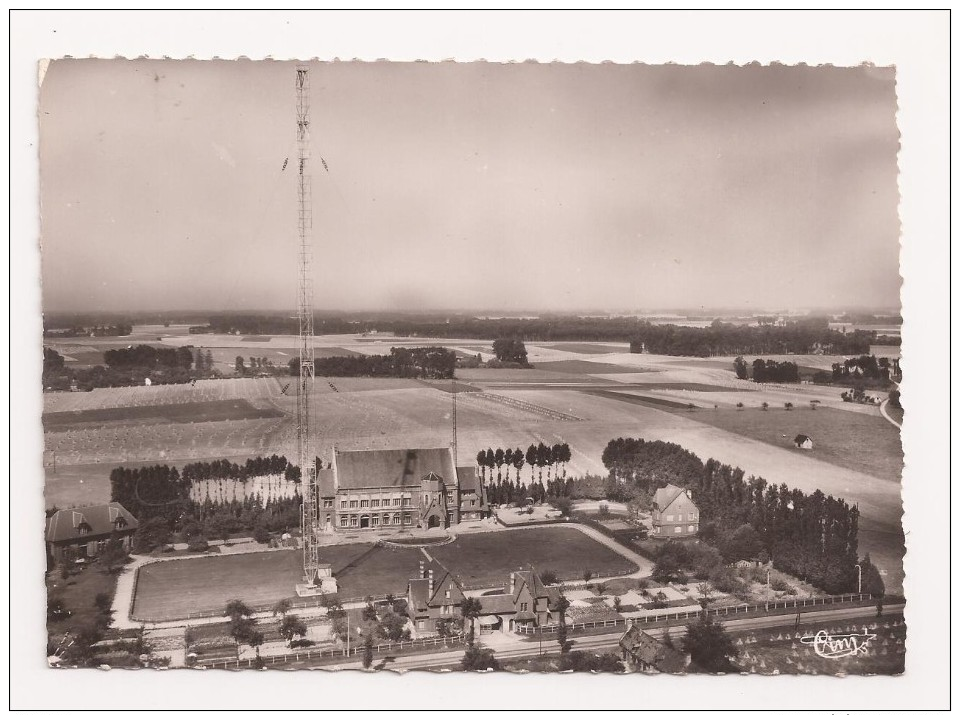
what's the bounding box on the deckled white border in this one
[7,9,949,713]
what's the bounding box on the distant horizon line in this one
[43,305,903,318]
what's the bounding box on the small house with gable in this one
[619,624,689,673]
[45,502,138,566]
[651,484,700,538]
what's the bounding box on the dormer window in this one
[77,521,92,536]
[113,516,127,530]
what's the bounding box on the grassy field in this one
[542,343,630,354]
[534,360,654,375]
[130,527,633,621]
[425,527,635,587]
[47,563,120,640]
[42,399,283,431]
[678,404,903,484]
[132,545,430,621]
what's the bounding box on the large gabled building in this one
[314,446,488,532]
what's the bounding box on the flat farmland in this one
[678,404,903,483]
[425,527,635,586]
[42,399,283,431]
[44,377,288,413]
[534,360,656,375]
[542,342,631,354]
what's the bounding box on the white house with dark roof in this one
[651,484,700,538]
[45,502,138,565]
[314,447,489,531]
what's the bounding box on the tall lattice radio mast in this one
[296,65,319,580]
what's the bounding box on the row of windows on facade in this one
[656,525,697,533]
[663,512,697,522]
[339,512,413,527]
[327,497,414,510]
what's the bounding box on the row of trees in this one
[43,323,132,337]
[43,345,199,392]
[110,457,304,543]
[179,455,291,482]
[476,443,572,484]
[831,355,901,384]
[630,319,873,358]
[234,356,283,376]
[735,358,801,383]
[288,347,456,380]
[599,438,867,594]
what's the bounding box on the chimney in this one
[509,573,516,594]
[419,560,425,578]
[428,569,434,594]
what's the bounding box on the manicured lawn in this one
[131,545,424,621]
[424,527,635,587]
[131,527,634,621]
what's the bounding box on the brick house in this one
[476,569,561,633]
[651,484,700,538]
[45,503,138,566]
[407,563,466,633]
[406,565,560,635]
[314,447,489,532]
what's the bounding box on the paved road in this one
[317,602,904,672]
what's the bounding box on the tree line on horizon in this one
[630,319,874,357]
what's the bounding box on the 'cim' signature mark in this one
[799,628,877,659]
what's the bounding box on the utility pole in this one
[854,563,862,594]
[295,64,319,581]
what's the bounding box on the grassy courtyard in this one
[130,526,634,621]
[131,545,425,621]
[425,527,635,587]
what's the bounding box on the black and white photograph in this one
[9,9,951,711]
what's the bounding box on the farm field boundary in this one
[42,399,283,431]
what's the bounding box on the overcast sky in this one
[39,60,900,314]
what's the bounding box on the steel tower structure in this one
[295,65,320,580]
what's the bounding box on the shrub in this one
[770,577,790,592]
[187,536,209,553]
[540,570,559,585]
[253,524,271,544]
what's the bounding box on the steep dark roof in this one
[456,466,481,492]
[45,503,138,543]
[334,448,457,490]
[316,469,336,497]
[514,570,560,605]
[794,434,812,444]
[619,625,687,673]
[427,572,464,607]
[477,593,516,614]
[653,484,685,512]
[408,579,431,613]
